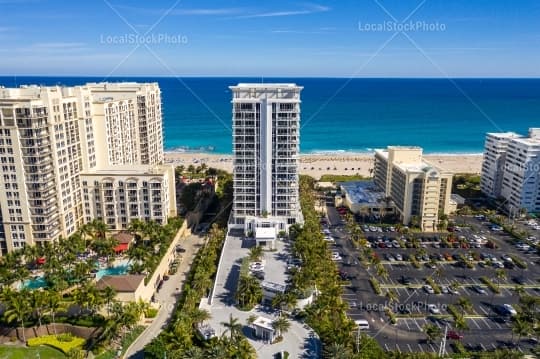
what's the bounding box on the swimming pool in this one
[95,263,129,280]
[22,276,47,290]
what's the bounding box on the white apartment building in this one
[229,84,303,235]
[0,82,171,254]
[480,132,522,199]
[481,128,540,214]
[373,146,454,232]
[81,165,176,230]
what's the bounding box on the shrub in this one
[409,257,421,269]
[426,278,441,294]
[28,334,85,354]
[480,276,500,294]
[447,304,461,320]
[145,307,159,318]
[451,341,467,354]
[369,276,382,295]
[384,307,397,324]
[510,255,527,269]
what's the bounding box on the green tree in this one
[3,289,31,342]
[272,316,291,338]
[248,245,264,261]
[221,314,242,340]
[423,323,442,344]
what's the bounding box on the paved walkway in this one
[207,230,320,359]
[124,233,205,359]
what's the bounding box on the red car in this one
[446,331,463,340]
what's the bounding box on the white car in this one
[394,254,403,261]
[441,286,450,294]
[423,285,435,294]
[448,287,459,295]
[502,304,517,316]
[428,304,441,314]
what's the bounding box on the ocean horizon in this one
[1,76,539,155]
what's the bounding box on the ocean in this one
[1,76,539,154]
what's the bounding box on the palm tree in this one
[495,268,507,290]
[221,314,242,340]
[101,286,116,316]
[385,289,398,309]
[423,323,442,344]
[376,263,389,282]
[236,275,262,309]
[190,308,211,328]
[511,317,531,346]
[46,291,62,335]
[30,289,47,327]
[248,245,263,261]
[3,290,31,342]
[323,342,353,358]
[454,315,469,332]
[456,297,473,314]
[271,316,291,338]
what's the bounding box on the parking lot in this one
[324,202,540,354]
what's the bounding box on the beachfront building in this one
[80,165,176,230]
[335,181,395,217]
[480,131,522,199]
[0,82,172,254]
[229,83,303,234]
[481,128,540,215]
[373,146,454,232]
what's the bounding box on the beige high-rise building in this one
[373,146,454,232]
[0,82,173,255]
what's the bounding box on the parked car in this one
[473,285,487,294]
[428,304,441,314]
[441,286,450,294]
[423,285,435,294]
[448,286,459,295]
[446,330,464,340]
[502,304,517,316]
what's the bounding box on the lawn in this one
[0,345,66,359]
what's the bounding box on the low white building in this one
[253,316,276,342]
[254,227,277,249]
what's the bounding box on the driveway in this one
[124,233,205,359]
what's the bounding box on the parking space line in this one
[429,344,436,352]
[417,344,424,353]
[407,344,413,352]
[404,320,411,331]
[480,317,491,329]
[469,319,481,330]
[479,306,489,315]
[490,319,502,329]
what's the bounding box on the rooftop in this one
[255,227,277,240]
[261,281,287,293]
[113,232,134,244]
[82,164,171,176]
[253,316,275,331]
[96,274,145,292]
[339,181,386,205]
[231,83,300,89]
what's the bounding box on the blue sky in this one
[1,0,539,77]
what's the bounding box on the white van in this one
[354,319,370,330]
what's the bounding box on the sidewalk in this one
[124,233,205,359]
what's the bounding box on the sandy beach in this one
[164,152,482,179]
